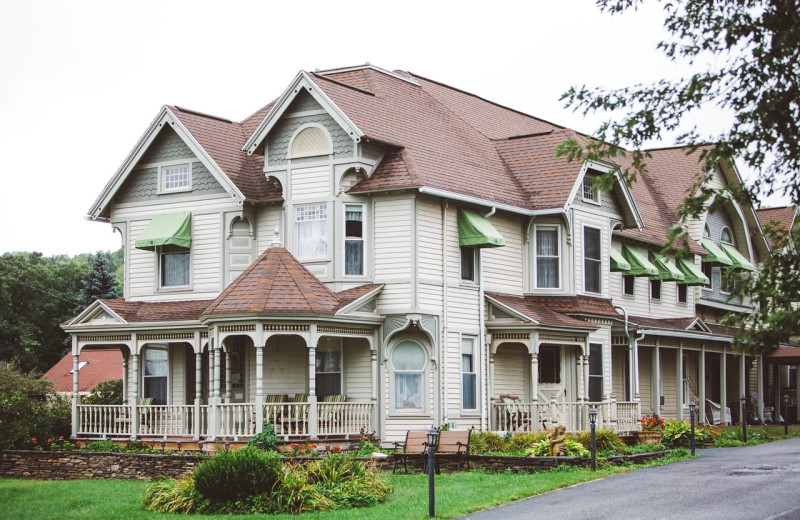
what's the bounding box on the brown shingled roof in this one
[487,292,614,329]
[101,298,214,323]
[756,206,797,247]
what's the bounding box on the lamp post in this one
[589,407,597,471]
[741,395,747,443]
[784,394,790,436]
[426,426,439,518]
[689,401,696,456]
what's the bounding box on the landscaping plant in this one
[246,422,279,451]
[193,447,282,504]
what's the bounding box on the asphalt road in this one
[462,439,800,520]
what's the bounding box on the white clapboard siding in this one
[687,167,727,239]
[482,213,524,294]
[128,219,156,298]
[444,333,463,417]
[192,213,221,294]
[264,337,308,396]
[417,199,443,283]
[419,283,442,314]
[256,206,282,253]
[446,287,480,329]
[374,198,413,310]
[612,346,625,397]
[290,165,330,200]
[639,347,653,413]
[660,349,678,419]
[111,195,239,221]
[170,345,185,405]
[345,340,371,401]
[493,343,527,399]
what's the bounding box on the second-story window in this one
[160,246,190,287]
[651,279,662,300]
[677,284,688,303]
[460,246,476,282]
[296,203,327,259]
[161,163,191,192]
[535,226,560,288]
[584,227,602,293]
[344,205,364,275]
[623,274,635,296]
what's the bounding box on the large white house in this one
[63,64,785,444]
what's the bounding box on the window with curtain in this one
[461,337,477,410]
[315,349,342,398]
[296,203,327,258]
[143,347,168,405]
[160,246,189,287]
[344,204,364,275]
[584,227,602,293]
[392,341,426,410]
[588,343,603,402]
[535,226,560,288]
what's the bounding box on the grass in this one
[0,459,690,520]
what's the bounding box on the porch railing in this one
[219,403,256,437]
[138,405,198,437]
[317,402,373,436]
[77,405,131,437]
[491,400,641,433]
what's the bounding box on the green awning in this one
[701,238,733,266]
[651,252,685,281]
[457,209,505,248]
[610,247,631,272]
[676,258,710,286]
[621,244,659,277]
[134,212,192,251]
[720,243,756,271]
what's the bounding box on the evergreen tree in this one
[76,251,119,313]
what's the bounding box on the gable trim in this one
[485,297,540,325]
[87,107,246,218]
[243,72,364,156]
[566,161,644,230]
[336,285,385,316]
[66,300,128,327]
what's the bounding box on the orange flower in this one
[59,436,64,440]
[310,444,317,449]
[47,438,52,443]
[76,441,81,446]
[31,437,37,444]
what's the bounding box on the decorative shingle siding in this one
[267,92,353,166]
[140,127,196,163]
[361,143,383,161]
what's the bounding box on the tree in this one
[75,251,119,314]
[559,0,800,353]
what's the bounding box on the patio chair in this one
[283,394,309,435]
[499,395,530,431]
[263,394,287,424]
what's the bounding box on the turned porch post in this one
[698,345,707,424]
[308,324,318,439]
[720,348,728,424]
[71,336,79,439]
[677,344,684,421]
[193,331,202,440]
[255,324,264,434]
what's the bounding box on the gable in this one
[266,90,354,167]
[113,127,226,204]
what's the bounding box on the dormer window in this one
[160,163,191,192]
[720,227,734,245]
[582,176,598,203]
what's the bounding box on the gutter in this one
[418,187,564,217]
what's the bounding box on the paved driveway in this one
[462,439,800,520]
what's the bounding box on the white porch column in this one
[130,349,139,439]
[370,346,378,434]
[225,349,232,402]
[193,331,202,440]
[633,338,640,402]
[756,355,764,420]
[530,352,538,402]
[308,324,318,439]
[583,355,590,402]
[577,354,586,403]
[255,324,264,434]
[721,348,728,425]
[739,353,747,402]
[210,327,221,439]
[699,345,707,424]
[71,336,79,438]
[121,352,128,406]
[677,344,684,421]
[653,341,661,416]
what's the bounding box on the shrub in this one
[469,431,509,454]
[247,422,278,451]
[525,438,588,457]
[308,454,392,508]
[85,440,123,453]
[662,420,692,447]
[572,428,626,454]
[508,431,548,451]
[81,379,123,405]
[193,447,282,504]
[142,476,204,514]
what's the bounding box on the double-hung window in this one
[461,337,477,410]
[582,176,598,203]
[143,346,168,405]
[344,205,364,275]
[296,203,327,258]
[583,227,602,293]
[393,341,426,411]
[160,246,190,287]
[535,226,560,288]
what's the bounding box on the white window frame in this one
[390,339,428,415]
[622,274,635,296]
[343,203,366,277]
[718,227,736,295]
[158,162,192,194]
[583,225,603,294]
[650,278,662,301]
[720,226,734,245]
[158,246,191,290]
[142,345,169,405]
[461,336,478,412]
[460,246,478,284]
[288,123,332,159]
[295,202,328,260]
[534,225,561,289]
[582,175,600,204]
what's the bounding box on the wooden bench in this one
[392,429,472,473]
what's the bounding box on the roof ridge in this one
[172,105,234,124]
[310,72,376,97]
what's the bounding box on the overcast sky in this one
[0,0,780,256]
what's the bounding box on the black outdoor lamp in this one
[784,394,790,436]
[741,395,748,443]
[589,407,598,471]
[689,401,696,456]
[426,426,439,518]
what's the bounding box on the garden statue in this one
[548,424,567,456]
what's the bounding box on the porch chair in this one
[499,395,530,432]
[137,397,154,434]
[283,394,309,435]
[263,394,287,425]
[319,394,347,434]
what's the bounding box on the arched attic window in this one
[290,126,331,158]
[720,227,734,245]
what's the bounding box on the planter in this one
[637,430,664,445]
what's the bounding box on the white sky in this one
[0,0,781,256]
